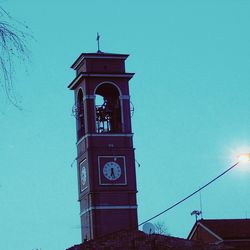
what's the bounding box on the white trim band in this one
[76,133,133,146]
[83,73,134,78]
[119,95,130,100]
[83,95,95,100]
[80,205,137,216]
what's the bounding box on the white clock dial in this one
[81,166,87,186]
[103,161,121,181]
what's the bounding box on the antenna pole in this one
[199,188,203,219]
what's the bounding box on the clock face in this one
[81,166,87,186]
[103,161,121,181]
[98,156,127,185]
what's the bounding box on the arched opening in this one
[95,83,122,133]
[77,89,85,139]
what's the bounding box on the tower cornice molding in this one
[68,73,134,90]
[71,53,130,70]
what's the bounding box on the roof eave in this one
[71,53,130,70]
[68,73,135,90]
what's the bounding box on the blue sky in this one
[1,0,250,249]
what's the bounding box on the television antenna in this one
[191,210,202,222]
[142,222,155,234]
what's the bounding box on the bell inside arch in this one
[95,83,122,133]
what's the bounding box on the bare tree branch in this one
[0,6,32,109]
[154,221,169,235]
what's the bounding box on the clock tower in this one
[68,52,138,241]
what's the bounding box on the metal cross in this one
[96,32,101,52]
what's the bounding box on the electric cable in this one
[138,161,239,227]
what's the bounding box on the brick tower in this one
[68,52,138,241]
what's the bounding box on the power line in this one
[138,161,239,227]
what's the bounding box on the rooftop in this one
[188,219,250,240]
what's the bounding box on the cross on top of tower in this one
[96,32,102,53]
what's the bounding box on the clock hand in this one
[110,167,115,179]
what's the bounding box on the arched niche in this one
[95,83,122,133]
[76,88,85,139]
